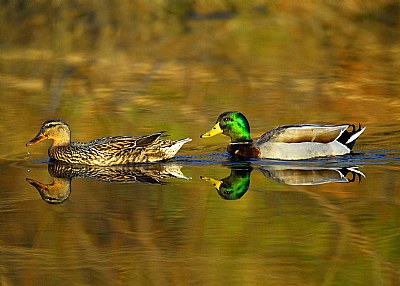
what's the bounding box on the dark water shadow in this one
[175,148,400,167]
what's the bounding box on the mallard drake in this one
[200,111,365,160]
[27,119,191,166]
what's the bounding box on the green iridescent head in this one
[201,167,251,200]
[200,111,251,143]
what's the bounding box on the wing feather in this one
[258,124,349,144]
[77,133,164,152]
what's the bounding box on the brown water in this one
[1,2,400,285]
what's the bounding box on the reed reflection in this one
[26,163,189,204]
[201,165,365,200]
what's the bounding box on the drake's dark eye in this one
[223,117,232,122]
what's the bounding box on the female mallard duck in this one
[27,119,191,166]
[200,111,365,160]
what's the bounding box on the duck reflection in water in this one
[26,176,71,204]
[201,165,365,200]
[26,163,190,204]
[201,166,252,200]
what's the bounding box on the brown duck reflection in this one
[26,177,72,204]
[26,163,190,204]
[201,165,365,200]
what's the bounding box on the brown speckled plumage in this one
[26,163,190,204]
[27,119,191,166]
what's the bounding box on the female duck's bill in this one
[26,133,46,146]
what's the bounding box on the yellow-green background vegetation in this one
[1,1,399,285]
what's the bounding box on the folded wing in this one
[258,124,349,144]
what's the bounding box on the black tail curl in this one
[337,123,364,150]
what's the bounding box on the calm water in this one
[1,2,400,285]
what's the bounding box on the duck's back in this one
[49,133,159,165]
[49,133,191,166]
[254,124,365,160]
[257,124,349,144]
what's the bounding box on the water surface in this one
[1,2,400,285]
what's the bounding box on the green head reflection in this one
[201,167,252,200]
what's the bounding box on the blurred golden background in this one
[1,1,399,285]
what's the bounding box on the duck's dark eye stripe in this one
[45,122,64,128]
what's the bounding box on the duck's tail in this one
[164,138,192,159]
[340,124,366,150]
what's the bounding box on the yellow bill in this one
[200,122,223,138]
[200,176,222,190]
